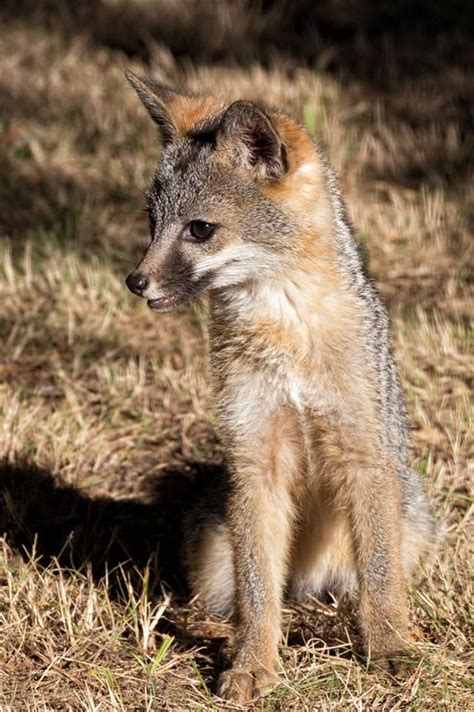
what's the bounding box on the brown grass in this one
[0,2,473,710]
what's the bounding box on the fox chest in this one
[210,342,339,437]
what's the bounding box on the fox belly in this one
[289,505,358,601]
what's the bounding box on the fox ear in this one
[218,101,289,180]
[124,70,179,143]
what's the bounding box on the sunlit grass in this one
[0,6,472,710]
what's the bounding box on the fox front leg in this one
[217,411,300,702]
[309,411,414,672]
[350,462,413,671]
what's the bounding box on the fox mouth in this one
[145,273,214,313]
[147,294,187,312]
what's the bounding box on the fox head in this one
[124,71,318,312]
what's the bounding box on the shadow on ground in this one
[0,459,226,591]
[0,459,359,680]
[0,459,239,687]
[2,0,473,80]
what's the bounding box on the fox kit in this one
[125,72,434,702]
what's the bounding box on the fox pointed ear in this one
[124,70,179,143]
[218,101,289,180]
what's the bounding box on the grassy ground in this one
[0,3,472,710]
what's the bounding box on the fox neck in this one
[211,266,311,325]
[209,243,354,359]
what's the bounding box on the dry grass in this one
[0,3,473,710]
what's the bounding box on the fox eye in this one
[188,220,216,241]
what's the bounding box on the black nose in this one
[126,272,149,295]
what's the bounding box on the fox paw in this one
[217,664,278,703]
[370,649,418,678]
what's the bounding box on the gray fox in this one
[124,71,434,703]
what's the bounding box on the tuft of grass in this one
[0,2,473,710]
